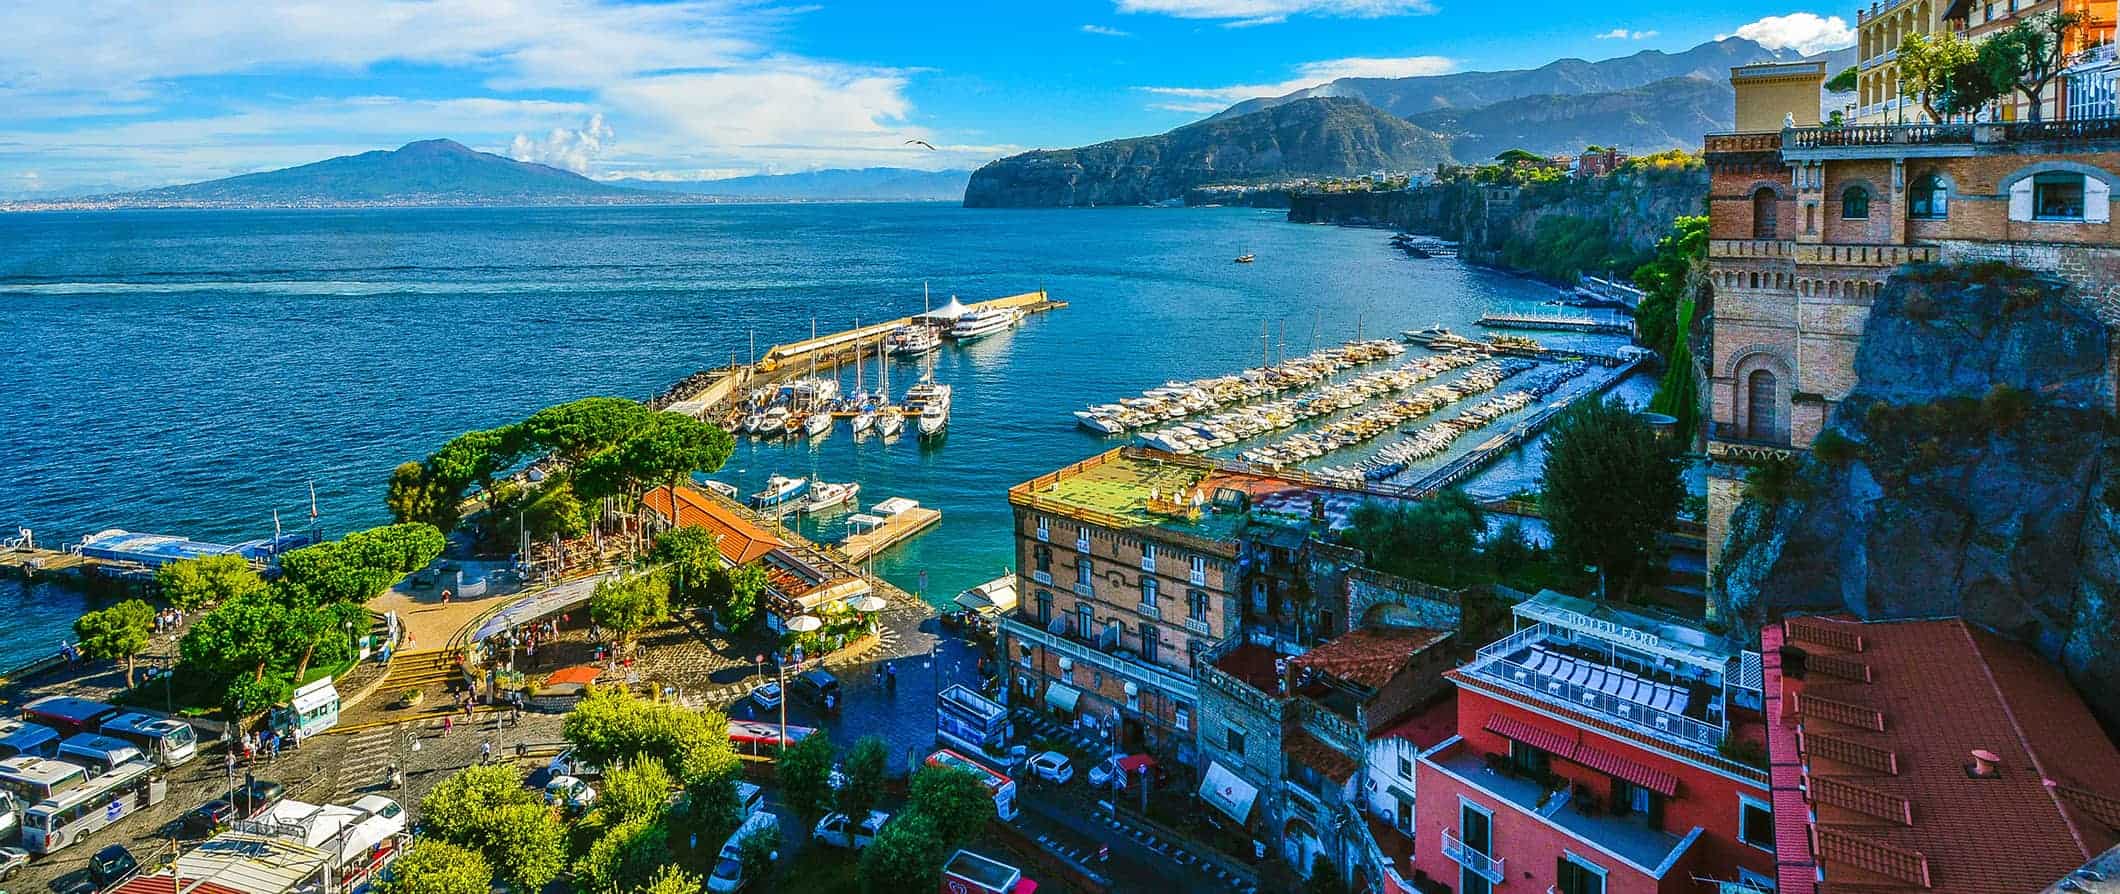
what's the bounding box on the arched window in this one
[1910,174,1948,219]
[1842,186,1870,219]
[1747,370,1780,441]
[1753,188,1780,238]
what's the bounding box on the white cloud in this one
[1140,55,1455,112]
[1595,28,1659,40]
[510,114,615,173]
[1727,13,1855,56]
[1114,0,1436,23]
[1081,24,1133,36]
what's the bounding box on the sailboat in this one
[904,330,951,440]
[875,345,905,438]
[851,342,877,436]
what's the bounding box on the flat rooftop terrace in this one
[1010,448,1374,547]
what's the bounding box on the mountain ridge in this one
[607,167,971,202]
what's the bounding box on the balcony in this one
[1783,117,2120,160]
[1793,243,1937,267]
[1703,131,1782,155]
[1031,570,1053,586]
[1075,535,1091,553]
[1707,239,1793,260]
[1440,828,1506,885]
[1431,743,1697,877]
[1140,556,1156,573]
[1135,600,1162,621]
[1001,615,1198,701]
[1462,624,1727,752]
[1074,582,1095,598]
[1708,424,1800,464]
[1184,616,1212,636]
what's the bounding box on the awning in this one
[291,681,338,713]
[1200,761,1260,825]
[1118,754,1156,775]
[1045,682,1082,713]
[1484,714,1577,759]
[1571,741,1680,797]
[545,665,600,688]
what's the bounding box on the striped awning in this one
[1572,740,1680,797]
[1483,714,1576,758]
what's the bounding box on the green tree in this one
[1495,148,1546,165]
[223,673,294,724]
[1631,215,1707,363]
[594,759,677,827]
[277,522,445,606]
[520,396,653,463]
[589,570,671,655]
[1977,12,2089,122]
[837,736,889,846]
[74,600,155,687]
[717,563,770,631]
[1541,396,1683,600]
[736,820,784,885]
[562,686,738,787]
[574,412,734,508]
[776,732,838,823]
[908,766,997,847]
[1898,31,1984,120]
[576,815,670,894]
[651,526,724,607]
[154,554,265,610]
[636,864,704,894]
[181,594,296,683]
[1305,853,1347,894]
[1825,66,1859,94]
[859,812,945,894]
[1340,491,1485,587]
[377,839,491,894]
[418,764,566,891]
[385,461,448,529]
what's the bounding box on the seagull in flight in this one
[905,139,938,151]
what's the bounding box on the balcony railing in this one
[2006,117,2120,143]
[1703,132,1782,154]
[1184,617,1212,636]
[1441,829,1505,885]
[1032,570,1053,586]
[1787,123,1974,149]
[1708,423,1801,464]
[1076,535,1091,552]
[1467,626,1726,751]
[1000,615,1198,701]
[1074,582,1095,598]
[1708,238,1793,259]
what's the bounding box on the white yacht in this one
[851,407,876,435]
[803,408,834,438]
[803,481,861,513]
[748,475,808,509]
[886,325,941,357]
[876,406,905,438]
[907,381,953,438]
[946,307,1017,341]
[760,406,791,437]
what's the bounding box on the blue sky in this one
[0,1,1856,198]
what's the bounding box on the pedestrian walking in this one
[443,716,454,734]
[480,741,492,763]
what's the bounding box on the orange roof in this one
[112,877,246,894]
[1769,617,2120,894]
[1291,626,1451,690]
[642,485,784,565]
[1286,728,1360,783]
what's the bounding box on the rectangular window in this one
[1036,515,1049,541]
[1555,853,1607,894]
[1126,687,1140,712]
[1141,574,1158,608]
[1226,728,1245,755]
[1140,623,1158,663]
[1188,588,1210,619]
[1190,555,1208,586]
[1740,796,1776,852]
[1076,526,1091,552]
[1141,542,1156,572]
[1077,559,1093,586]
[2035,172,2087,221]
[1077,604,1094,638]
[1035,591,1052,626]
[1174,705,1190,730]
[1509,741,1550,780]
[1034,545,1051,575]
[1397,754,1414,779]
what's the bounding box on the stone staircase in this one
[379,648,460,693]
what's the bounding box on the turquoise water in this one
[0,203,1602,664]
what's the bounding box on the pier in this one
[658,290,1066,419]
[1398,354,1645,498]
[839,501,943,562]
[1476,310,1634,336]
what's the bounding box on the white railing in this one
[1467,646,1725,750]
[1076,535,1091,552]
[1140,554,1156,573]
[1032,570,1053,586]
[1441,829,1505,885]
[1000,615,1198,700]
[1074,582,1094,598]
[1184,617,1211,636]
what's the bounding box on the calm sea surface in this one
[0,203,1629,667]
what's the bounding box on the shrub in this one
[1811,430,1862,466]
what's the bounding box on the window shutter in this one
[2009,178,2035,221]
[2089,178,2112,224]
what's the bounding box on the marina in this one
[1476,308,1635,336]
[839,498,944,563]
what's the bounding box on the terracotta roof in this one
[1286,729,1361,783]
[1572,739,1679,798]
[1484,713,1577,759]
[641,485,784,565]
[1291,626,1452,690]
[112,877,247,894]
[1767,616,2120,894]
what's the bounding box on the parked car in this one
[47,845,136,894]
[1028,751,1073,784]
[1088,755,1123,788]
[547,748,602,778]
[749,681,783,711]
[790,669,840,705]
[544,775,597,811]
[231,779,286,816]
[181,799,237,838]
[0,846,28,880]
[707,811,780,893]
[812,810,890,849]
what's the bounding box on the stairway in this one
[381,648,461,692]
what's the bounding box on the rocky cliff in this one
[962,97,1447,208]
[1713,263,2120,729]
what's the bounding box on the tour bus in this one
[98,713,199,768]
[56,734,147,775]
[924,749,1019,822]
[726,719,817,757]
[0,723,62,759]
[0,756,90,805]
[22,760,162,854]
[21,697,120,737]
[270,678,341,741]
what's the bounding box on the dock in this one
[0,547,92,580]
[1476,310,1634,336]
[1397,354,1646,498]
[657,290,1067,420]
[839,502,942,562]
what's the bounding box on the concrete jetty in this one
[839,504,942,562]
[1475,310,1634,336]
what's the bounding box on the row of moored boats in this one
[744,475,863,514]
[1075,338,1407,435]
[1138,350,1487,455]
[1238,359,1535,467]
[1314,390,1538,486]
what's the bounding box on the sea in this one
[0,203,1640,668]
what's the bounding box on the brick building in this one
[1760,616,2120,892]
[1701,61,2120,592]
[1948,0,2117,122]
[1412,592,1776,894]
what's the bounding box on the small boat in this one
[876,407,905,437]
[804,408,834,438]
[804,481,860,513]
[886,325,941,357]
[760,406,790,436]
[946,307,1017,340]
[698,479,740,500]
[1401,325,1453,345]
[851,408,876,435]
[1234,251,1255,264]
[748,475,808,509]
[911,382,953,438]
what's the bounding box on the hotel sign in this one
[1541,606,1665,650]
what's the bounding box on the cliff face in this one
[1713,264,2120,728]
[963,97,1448,208]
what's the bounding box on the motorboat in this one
[740,412,766,434]
[908,382,953,438]
[886,325,941,357]
[1234,251,1255,264]
[876,407,905,437]
[748,475,808,509]
[946,307,1017,340]
[1074,410,1125,435]
[698,479,740,500]
[760,406,790,437]
[804,408,834,438]
[851,408,876,435]
[804,481,861,513]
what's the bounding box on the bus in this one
[726,719,817,757]
[22,760,161,854]
[0,724,61,759]
[0,756,89,804]
[97,714,198,768]
[21,697,119,738]
[924,749,1018,822]
[56,735,147,775]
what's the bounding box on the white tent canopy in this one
[916,296,972,321]
[1200,761,1260,825]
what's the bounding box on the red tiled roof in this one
[1484,713,1578,759]
[1571,740,1680,798]
[642,485,784,565]
[1290,626,1451,690]
[1286,729,1360,783]
[1213,641,1289,693]
[112,877,247,894]
[1768,616,2120,894]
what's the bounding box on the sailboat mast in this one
[1262,320,1271,368]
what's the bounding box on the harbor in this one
[1476,308,1635,335]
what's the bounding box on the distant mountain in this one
[607,168,971,202]
[964,97,1448,208]
[1409,75,1734,161]
[1216,37,1807,121]
[19,140,694,210]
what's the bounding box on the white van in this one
[56,734,146,775]
[706,811,778,894]
[733,781,765,821]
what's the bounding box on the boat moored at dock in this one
[748,475,809,509]
[945,307,1019,341]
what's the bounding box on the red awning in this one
[1484,714,1577,759]
[1118,754,1157,774]
[1571,740,1681,798]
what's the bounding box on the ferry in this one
[946,307,1017,341]
[886,324,941,357]
[804,481,860,513]
[748,475,809,509]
